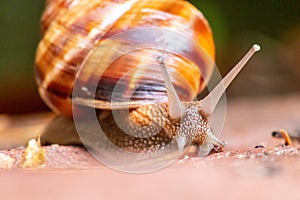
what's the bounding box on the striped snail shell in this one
[34,0,260,158]
[35,0,215,117]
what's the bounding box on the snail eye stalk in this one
[157,56,185,120]
[201,44,261,114]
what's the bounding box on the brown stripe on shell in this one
[34,63,45,86]
[38,86,72,115]
[102,0,215,91]
[103,0,214,57]
[35,0,215,116]
[41,0,76,33]
[46,66,78,97]
[36,0,140,112]
[75,48,200,104]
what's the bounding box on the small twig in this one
[272,129,293,146]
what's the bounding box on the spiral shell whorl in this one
[35,0,215,116]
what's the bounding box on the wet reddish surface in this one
[0,94,300,199]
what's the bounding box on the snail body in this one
[35,0,260,156]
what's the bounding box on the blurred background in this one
[0,0,299,114]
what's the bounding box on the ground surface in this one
[0,94,299,200]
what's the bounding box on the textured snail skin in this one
[94,102,214,153]
[35,0,215,116]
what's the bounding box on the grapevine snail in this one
[34,0,260,158]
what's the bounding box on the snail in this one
[34,0,260,156]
